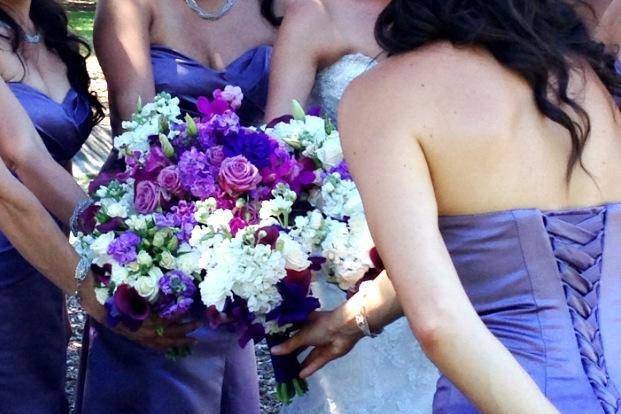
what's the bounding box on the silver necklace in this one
[185,0,238,21]
[0,21,41,44]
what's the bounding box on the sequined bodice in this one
[310,53,377,123]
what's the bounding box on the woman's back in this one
[356,42,621,216]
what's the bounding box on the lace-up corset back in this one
[310,53,377,123]
[434,205,621,414]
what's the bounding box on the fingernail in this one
[271,346,281,354]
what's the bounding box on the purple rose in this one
[206,145,226,167]
[218,155,262,196]
[134,180,160,213]
[157,166,183,196]
[107,231,141,265]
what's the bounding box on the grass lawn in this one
[67,10,95,44]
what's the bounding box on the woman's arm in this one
[265,0,342,121]
[94,0,155,136]
[272,271,404,377]
[0,79,87,225]
[596,0,621,48]
[335,70,559,414]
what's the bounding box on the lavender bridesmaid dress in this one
[78,45,271,414]
[435,205,621,413]
[0,83,93,414]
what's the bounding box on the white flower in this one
[176,248,202,276]
[94,287,110,305]
[110,262,130,285]
[316,132,343,169]
[206,209,234,231]
[126,215,151,232]
[194,198,218,224]
[279,234,311,271]
[90,232,115,266]
[271,120,305,149]
[137,251,153,267]
[105,202,129,219]
[133,267,163,303]
[159,250,176,270]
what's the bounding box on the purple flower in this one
[214,86,244,110]
[144,146,171,175]
[201,112,240,145]
[328,161,352,181]
[197,95,229,119]
[78,204,100,234]
[229,217,248,236]
[178,148,217,199]
[154,201,197,242]
[157,166,184,197]
[218,155,262,196]
[106,285,150,331]
[107,231,141,265]
[261,146,296,185]
[156,271,197,320]
[290,158,317,193]
[205,145,226,167]
[134,180,160,214]
[223,129,277,169]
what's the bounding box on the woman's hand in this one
[78,272,201,351]
[271,311,364,378]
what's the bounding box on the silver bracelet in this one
[354,281,383,338]
[70,199,95,236]
[73,255,92,297]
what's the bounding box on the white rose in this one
[316,134,343,169]
[94,287,110,305]
[110,262,129,285]
[134,273,160,303]
[280,235,311,272]
[106,202,129,219]
[159,250,176,270]
[90,232,115,266]
[136,251,153,267]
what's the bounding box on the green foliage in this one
[67,10,95,44]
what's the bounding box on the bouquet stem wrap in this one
[266,333,308,404]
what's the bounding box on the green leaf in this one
[159,134,175,158]
[291,100,306,121]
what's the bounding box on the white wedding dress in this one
[280,54,439,414]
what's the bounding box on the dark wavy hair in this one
[375,0,621,180]
[261,0,282,26]
[0,0,104,125]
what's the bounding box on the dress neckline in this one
[8,81,75,106]
[150,44,271,74]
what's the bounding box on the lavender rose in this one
[205,145,226,167]
[157,166,183,196]
[135,180,160,213]
[218,155,262,196]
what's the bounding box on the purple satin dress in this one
[78,45,270,414]
[435,205,621,413]
[0,83,92,414]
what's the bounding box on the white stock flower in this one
[176,249,202,276]
[194,198,218,224]
[126,215,151,232]
[205,209,234,232]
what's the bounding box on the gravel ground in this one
[67,56,282,414]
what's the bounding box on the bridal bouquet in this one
[74,89,321,402]
[265,103,384,293]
